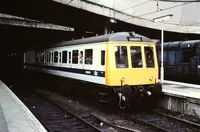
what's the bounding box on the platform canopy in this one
[52,0,200,34]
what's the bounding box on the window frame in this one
[84,49,93,65]
[130,46,143,68]
[72,50,79,64]
[54,51,58,63]
[144,46,155,68]
[62,50,68,63]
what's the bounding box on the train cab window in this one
[130,46,142,68]
[115,46,128,68]
[54,51,58,63]
[72,50,78,64]
[145,47,155,67]
[101,50,105,65]
[62,51,67,63]
[85,49,93,65]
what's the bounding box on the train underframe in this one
[112,83,162,109]
[24,70,162,110]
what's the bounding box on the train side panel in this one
[24,42,107,85]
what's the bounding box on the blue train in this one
[156,40,200,84]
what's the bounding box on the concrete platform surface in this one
[0,80,47,132]
[159,80,200,117]
[162,80,200,99]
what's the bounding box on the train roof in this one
[157,40,200,49]
[50,32,153,47]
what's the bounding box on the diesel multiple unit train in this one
[24,32,162,109]
[157,40,200,84]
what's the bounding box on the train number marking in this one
[85,71,91,74]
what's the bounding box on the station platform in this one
[159,80,200,118]
[162,80,200,99]
[0,80,47,132]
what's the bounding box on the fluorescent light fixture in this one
[110,18,117,23]
[153,14,173,22]
[85,31,94,34]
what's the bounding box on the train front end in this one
[106,41,162,109]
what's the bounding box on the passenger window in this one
[48,52,51,63]
[85,49,93,65]
[40,52,45,63]
[44,52,46,63]
[79,51,83,64]
[36,53,40,63]
[69,52,71,64]
[131,46,142,68]
[101,50,105,65]
[54,51,58,63]
[26,53,28,63]
[115,46,128,68]
[145,47,155,67]
[51,52,53,63]
[62,51,67,63]
[72,50,78,64]
[46,52,48,63]
[59,52,61,63]
[46,52,49,63]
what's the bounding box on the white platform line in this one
[160,80,200,89]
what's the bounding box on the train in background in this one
[156,40,200,84]
[24,32,162,109]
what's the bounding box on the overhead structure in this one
[52,0,200,34]
[0,13,74,31]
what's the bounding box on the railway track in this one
[21,93,139,132]
[21,94,113,132]
[121,110,200,132]
[19,88,200,132]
